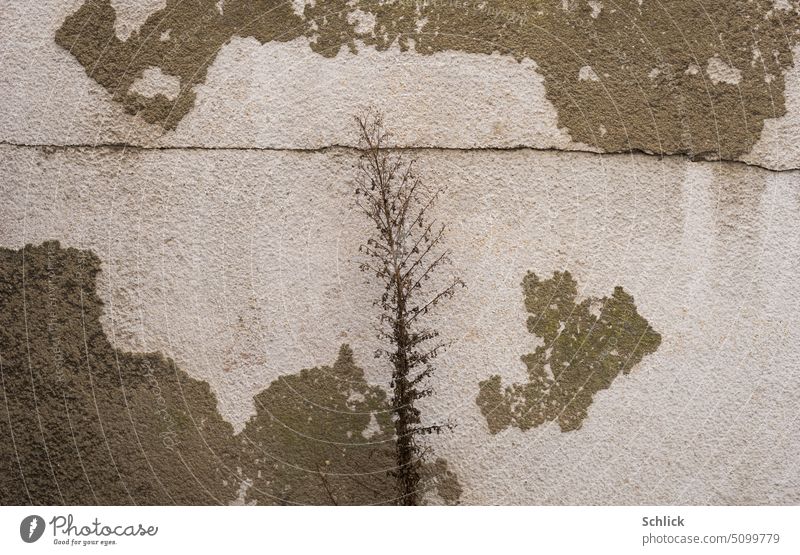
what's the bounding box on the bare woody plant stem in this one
[354,111,464,506]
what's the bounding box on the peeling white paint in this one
[347,9,376,35]
[109,0,166,41]
[347,391,366,406]
[362,414,382,439]
[291,0,312,17]
[743,44,800,170]
[752,46,763,67]
[3,0,799,511]
[773,0,794,11]
[706,56,742,85]
[0,15,577,151]
[0,2,797,170]
[129,66,181,100]
[3,146,799,504]
[179,37,576,150]
[578,65,600,81]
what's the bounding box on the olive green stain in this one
[420,457,462,506]
[55,0,304,129]
[239,344,463,505]
[56,0,799,159]
[239,344,398,505]
[476,271,662,434]
[0,241,240,504]
[0,242,461,505]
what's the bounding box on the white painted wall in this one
[4,1,800,170]
[2,0,800,504]
[2,146,798,504]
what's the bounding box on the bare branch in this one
[401,224,447,282]
[408,278,465,324]
[353,109,463,506]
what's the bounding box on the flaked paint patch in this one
[0,241,240,504]
[177,37,572,149]
[0,242,461,505]
[54,0,302,129]
[578,65,600,82]
[706,56,743,86]
[239,345,462,505]
[476,271,661,434]
[129,66,181,100]
[109,0,167,40]
[421,458,462,506]
[743,44,800,170]
[54,0,800,160]
[239,345,398,505]
[772,0,795,12]
[347,9,377,36]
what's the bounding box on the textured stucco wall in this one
[1,1,800,505]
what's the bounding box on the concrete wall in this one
[1,0,799,505]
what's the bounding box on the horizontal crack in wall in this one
[0,140,796,174]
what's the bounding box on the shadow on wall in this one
[0,242,459,505]
[477,270,662,434]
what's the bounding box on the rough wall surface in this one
[1,1,799,505]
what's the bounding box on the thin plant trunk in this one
[392,232,419,505]
[353,110,464,505]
